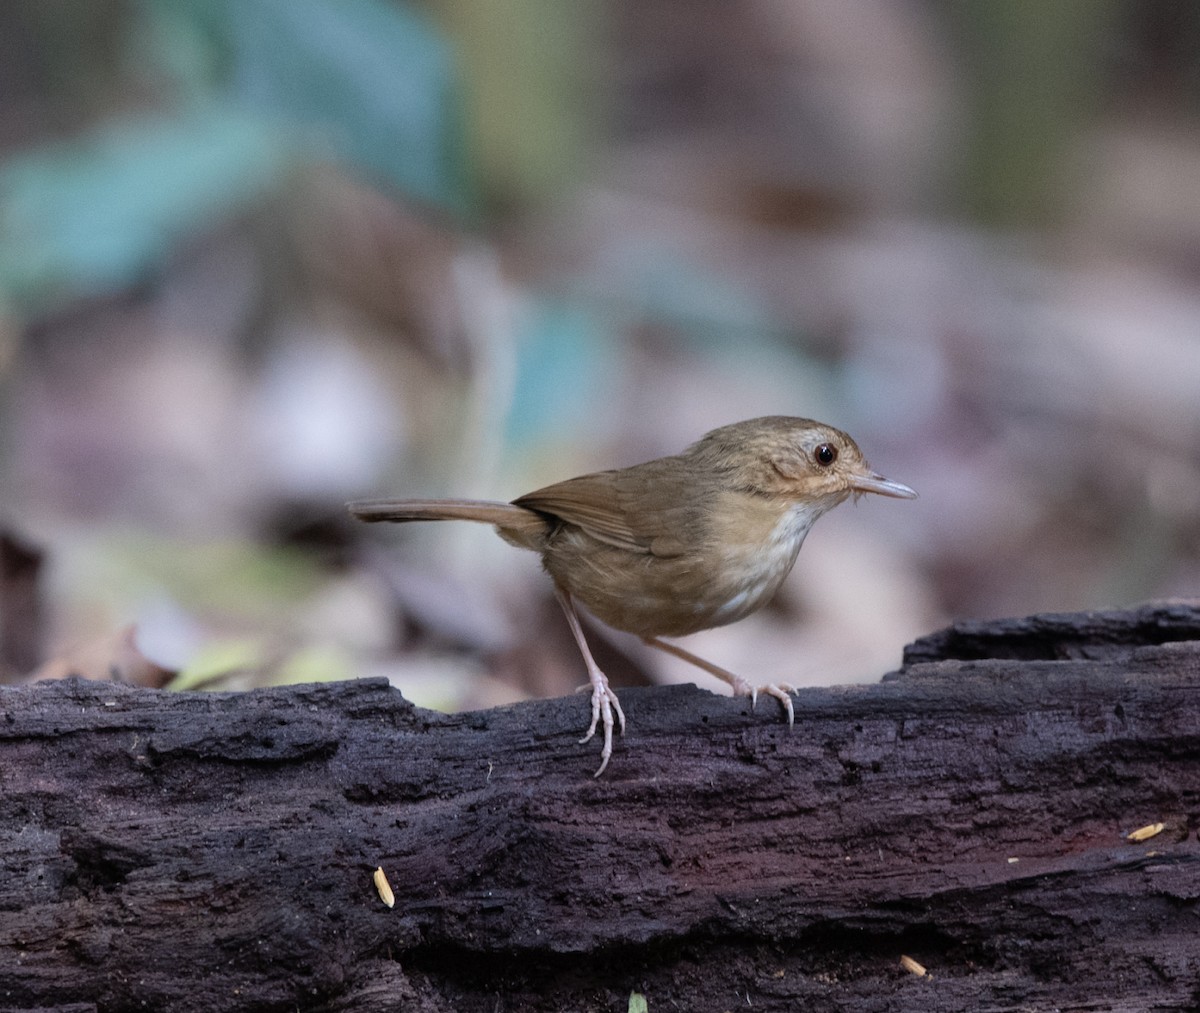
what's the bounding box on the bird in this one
[348,416,916,776]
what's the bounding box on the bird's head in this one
[690,416,917,508]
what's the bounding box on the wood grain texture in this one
[2,603,1199,1011]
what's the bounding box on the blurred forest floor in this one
[0,0,1197,714]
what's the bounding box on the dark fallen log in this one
[2,602,1199,1012]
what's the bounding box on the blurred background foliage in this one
[0,0,1198,711]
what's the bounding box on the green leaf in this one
[168,637,267,691]
[270,644,356,687]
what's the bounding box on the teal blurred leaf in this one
[506,298,618,446]
[0,0,469,317]
[0,107,292,315]
[148,0,470,213]
[603,251,776,344]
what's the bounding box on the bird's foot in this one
[731,677,797,726]
[642,637,797,727]
[577,676,626,777]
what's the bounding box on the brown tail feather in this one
[347,498,546,534]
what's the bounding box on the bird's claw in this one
[734,679,797,726]
[578,679,626,777]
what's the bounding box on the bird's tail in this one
[347,498,548,540]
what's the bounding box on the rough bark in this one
[2,602,1199,1012]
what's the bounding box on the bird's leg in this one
[642,637,796,726]
[553,587,626,776]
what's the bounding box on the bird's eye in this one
[815,443,837,466]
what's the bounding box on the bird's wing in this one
[513,465,693,557]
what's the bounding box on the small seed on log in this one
[1127,822,1164,843]
[373,866,395,908]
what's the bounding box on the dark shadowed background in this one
[1,0,1197,712]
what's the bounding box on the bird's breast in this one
[703,498,821,626]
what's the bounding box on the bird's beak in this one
[848,471,918,499]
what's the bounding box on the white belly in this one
[708,500,824,626]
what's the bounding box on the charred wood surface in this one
[2,603,1199,1012]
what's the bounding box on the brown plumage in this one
[349,416,916,775]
